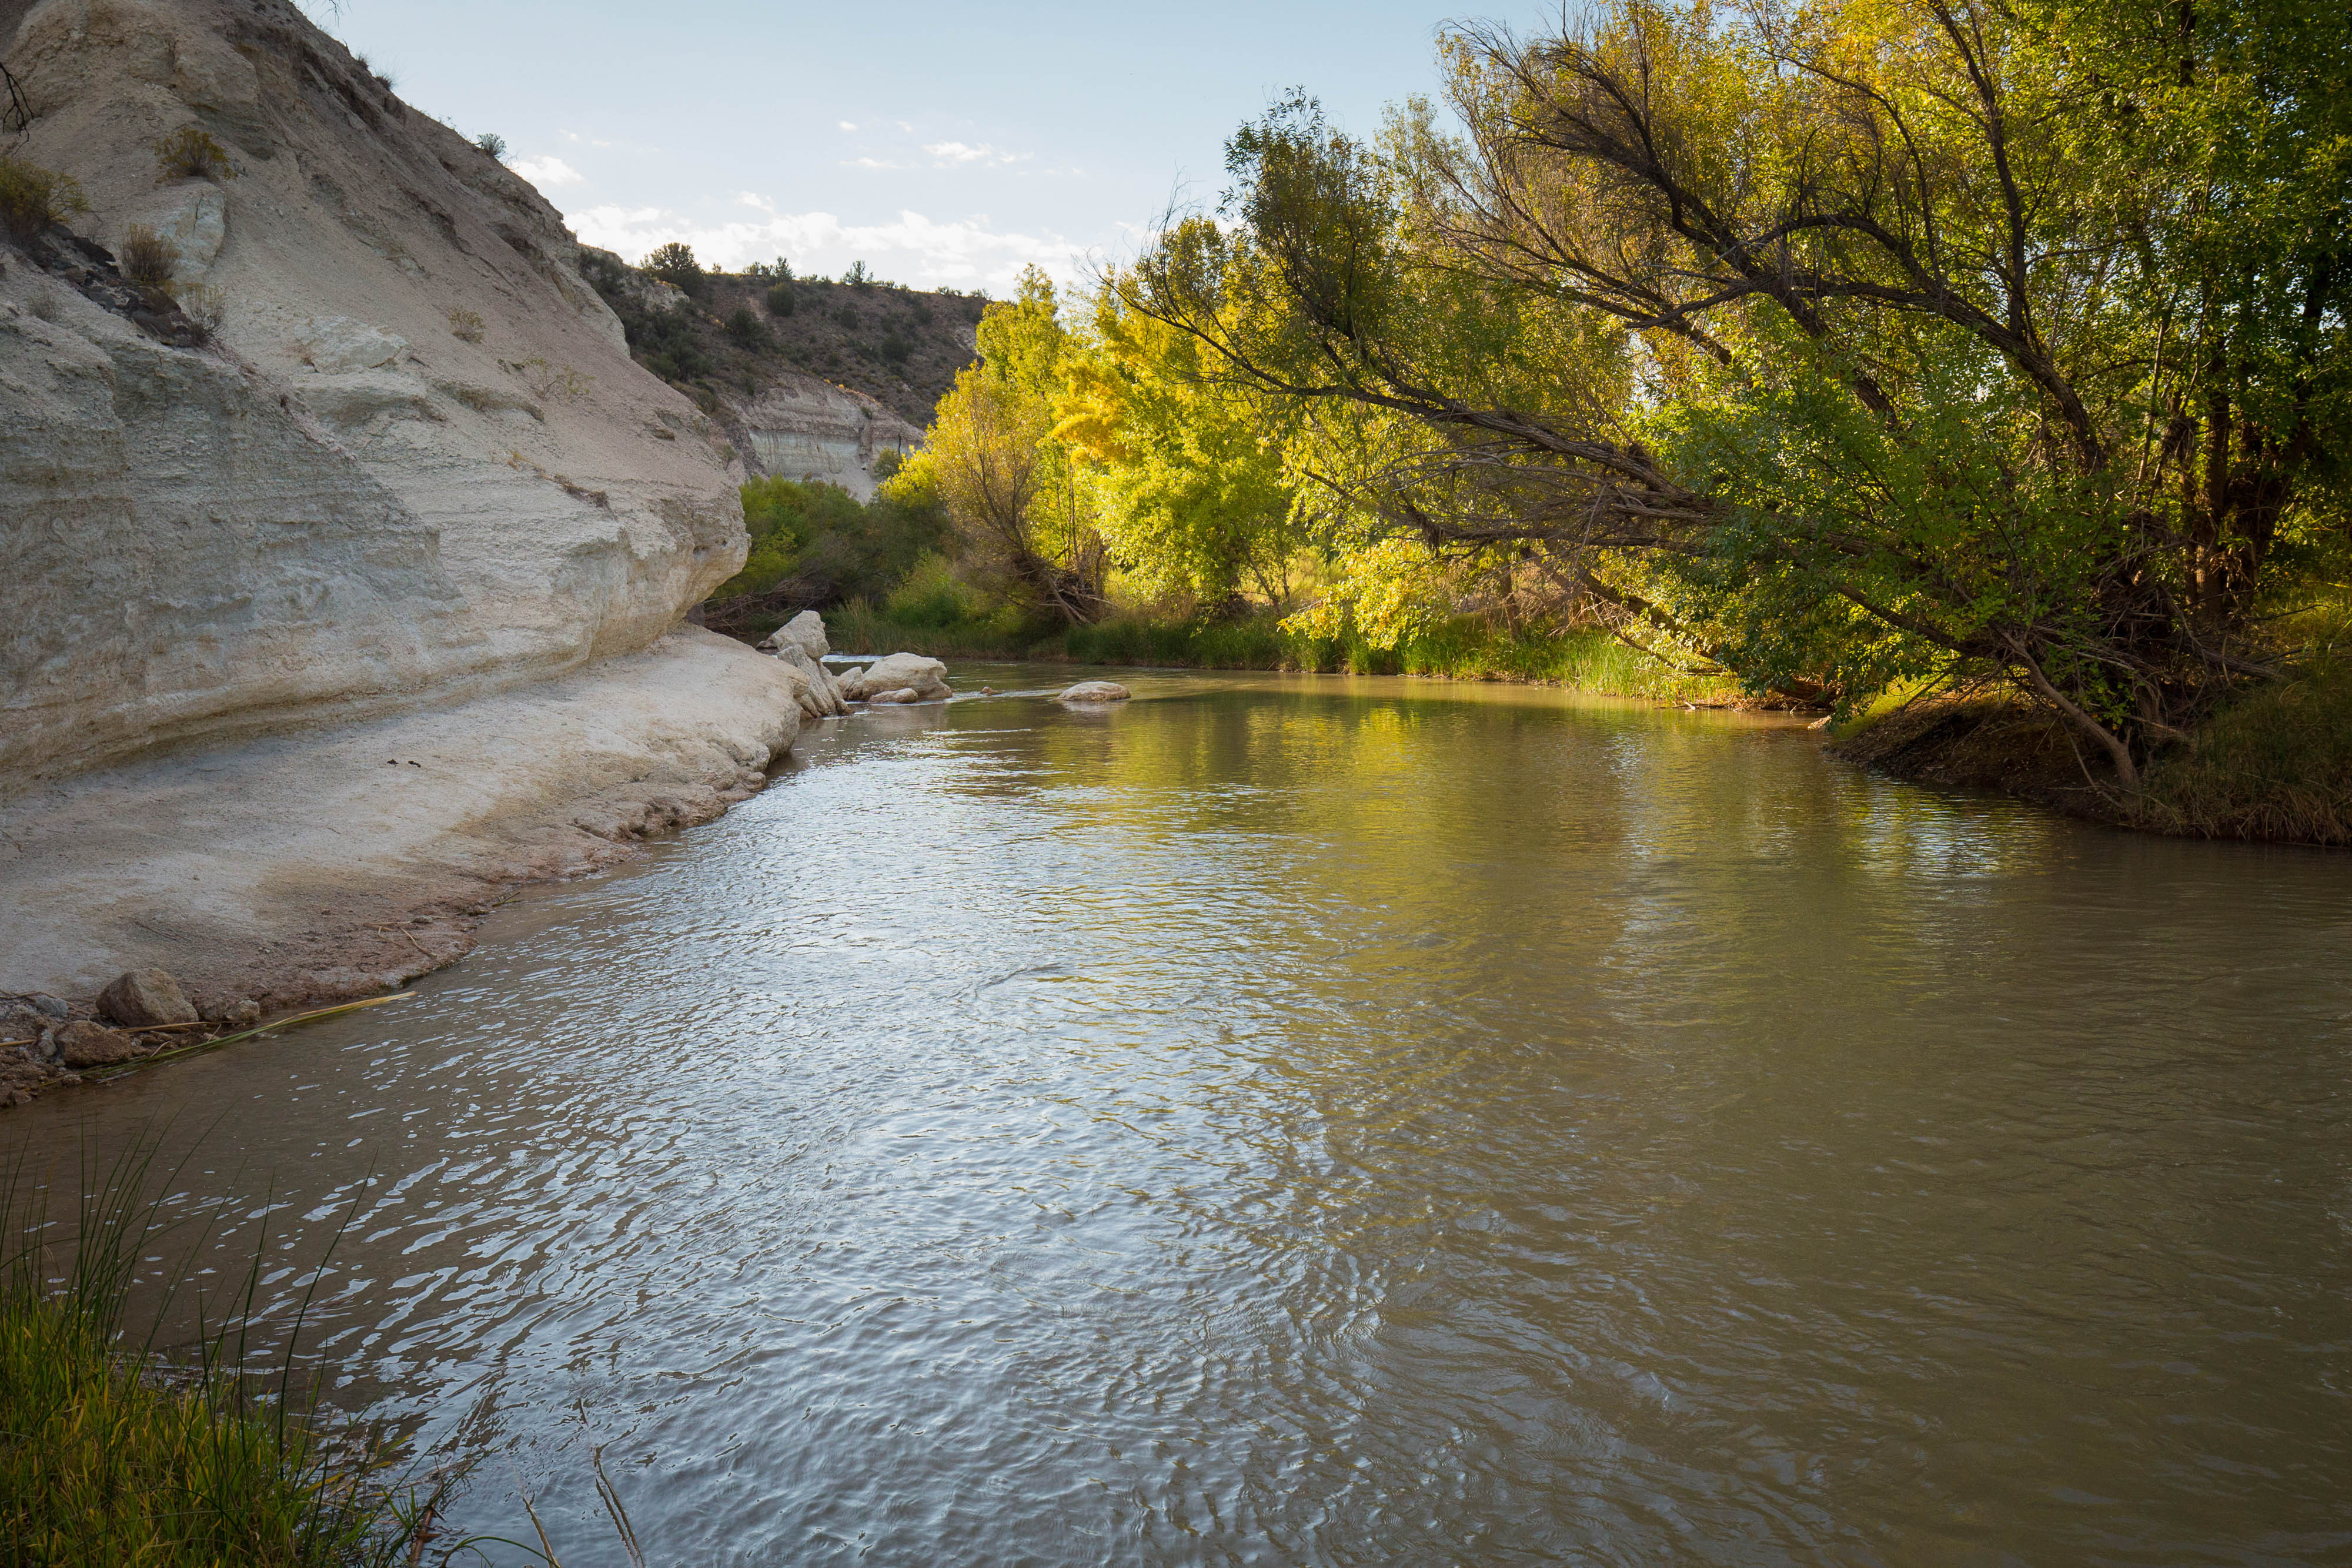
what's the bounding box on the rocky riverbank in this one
[1,0,828,1107]
[0,610,1007,1111]
[0,630,806,1108]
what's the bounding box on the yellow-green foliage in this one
[715,469,949,607]
[149,126,238,183]
[0,155,88,242]
[0,1299,395,1564]
[0,1149,420,1566]
[884,551,977,627]
[824,601,1738,701]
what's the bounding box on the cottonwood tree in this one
[1121,0,2349,787]
[1055,285,1307,611]
[925,269,1109,623]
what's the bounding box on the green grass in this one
[0,1147,430,1567]
[818,606,1739,703]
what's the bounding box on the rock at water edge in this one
[775,610,831,661]
[55,1021,141,1069]
[1058,681,1132,704]
[769,641,848,717]
[98,968,199,1028]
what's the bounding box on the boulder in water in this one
[841,653,950,703]
[1057,681,1132,704]
[769,640,849,717]
[760,610,831,663]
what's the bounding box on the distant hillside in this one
[580,248,982,429]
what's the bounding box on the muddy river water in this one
[12,667,2352,1564]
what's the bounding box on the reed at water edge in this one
[0,1136,440,1563]
[0,1129,656,1566]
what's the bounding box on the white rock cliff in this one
[1,0,753,787]
[0,0,813,1010]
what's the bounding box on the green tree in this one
[1057,268,1305,609]
[1121,0,2350,788]
[642,241,709,300]
[725,306,769,350]
[922,267,1108,622]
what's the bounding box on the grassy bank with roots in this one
[1830,641,2352,848]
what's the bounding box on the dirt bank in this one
[1828,685,2352,847]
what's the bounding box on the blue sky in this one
[303,1,1489,292]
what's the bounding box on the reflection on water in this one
[12,667,2352,1565]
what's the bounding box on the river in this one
[11,667,2351,1564]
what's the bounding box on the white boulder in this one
[1057,681,1132,704]
[764,610,831,662]
[767,640,848,718]
[840,652,950,703]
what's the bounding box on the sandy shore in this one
[0,628,801,1017]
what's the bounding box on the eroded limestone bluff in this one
[1,0,757,783]
[0,0,810,1022]
[580,252,925,502]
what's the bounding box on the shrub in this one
[834,301,860,329]
[880,329,910,365]
[710,473,952,608]
[884,553,974,626]
[0,155,88,242]
[447,307,485,343]
[765,279,796,316]
[2140,656,2352,844]
[149,126,238,182]
[115,223,179,287]
[512,356,593,403]
[725,306,769,349]
[475,131,508,161]
[845,259,872,288]
[642,241,707,298]
[626,306,714,382]
[177,283,226,345]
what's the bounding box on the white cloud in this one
[844,156,908,170]
[838,120,857,131]
[923,141,1030,168]
[567,200,1078,292]
[511,155,585,190]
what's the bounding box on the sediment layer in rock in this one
[1,0,749,791]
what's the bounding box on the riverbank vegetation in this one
[0,1150,424,1564]
[0,1139,666,1563]
[701,0,2346,837]
[823,599,1735,700]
